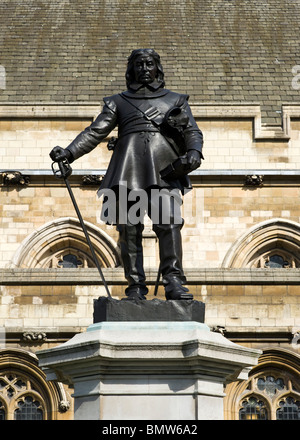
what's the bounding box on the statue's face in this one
[133,55,158,84]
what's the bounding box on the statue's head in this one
[126,48,165,88]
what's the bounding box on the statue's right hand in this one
[49,146,70,162]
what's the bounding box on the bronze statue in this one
[50,49,203,301]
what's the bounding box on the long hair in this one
[125,49,165,88]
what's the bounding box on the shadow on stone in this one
[93,297,205,323]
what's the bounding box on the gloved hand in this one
[186,149,202,170]
[49,146,71,162]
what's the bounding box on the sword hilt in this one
[52,159,72,179]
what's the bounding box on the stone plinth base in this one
[93,297,205,323]
[37,322,261,420]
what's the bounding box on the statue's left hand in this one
[186,150,202,170]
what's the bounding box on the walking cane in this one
[52,158,111,298]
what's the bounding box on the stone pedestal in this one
[37,321,261,420]
[93,297,205,323]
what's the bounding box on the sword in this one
[153,264,161,296]
[52,159,111,298]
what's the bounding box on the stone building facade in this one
[0,0,299,420]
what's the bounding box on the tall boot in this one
[117,223,148,299]
[153,223,193,300]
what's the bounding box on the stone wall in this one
[0,104,300,420]
[1,104,300,270]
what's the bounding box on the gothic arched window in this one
[276,396,300,420]
[224,350,300,420]
[0,372,46,420]
[14,395,44,420]
[222,219,300,268]
[239,396,268,420]
[0,349,71,420]
[12,217,121,269]
[254,251,299,269]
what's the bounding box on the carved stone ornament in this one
[291,330,300,347]
[212,325,227,336]
[244,174,264,186]
[58,400,71,413]
[1,171,30,186]
[82,175,103,185]
[22,332,47,342]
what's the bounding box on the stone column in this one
[37,321,261,420]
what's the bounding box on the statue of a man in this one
[50,49,203,301]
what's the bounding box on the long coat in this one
[66,85,203,193]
